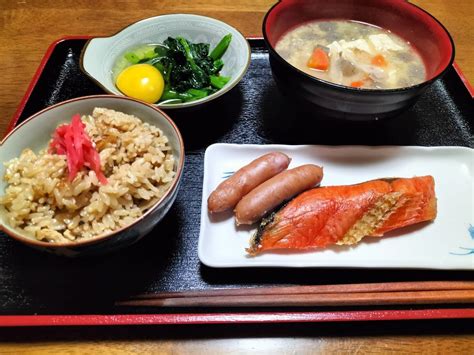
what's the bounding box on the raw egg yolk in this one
[116,64,164,103]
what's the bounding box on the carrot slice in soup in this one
[307,48,329,71]
[350,81,364,88]
[371,54,387,67]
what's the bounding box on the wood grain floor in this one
[0,320,473,353]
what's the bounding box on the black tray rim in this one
[1,36,473,327]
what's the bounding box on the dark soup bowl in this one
[263,0,455,120]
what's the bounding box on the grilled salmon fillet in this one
[247,176,436,255]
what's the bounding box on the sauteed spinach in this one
[121,34,232,103]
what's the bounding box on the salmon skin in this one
[247,176,437,255]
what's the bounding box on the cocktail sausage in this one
[207,152,291,213]
[234,164,323,225]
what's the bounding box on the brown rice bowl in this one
[0,96,184,256]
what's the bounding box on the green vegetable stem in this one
[210,75,230,89]
[124,46,157,64]
[210,34,232,60]
[176,37,209,87]
[212,59,224,72]
[161,88,210,103]
[124,52,140,64]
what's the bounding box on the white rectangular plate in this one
[198,144,474,269]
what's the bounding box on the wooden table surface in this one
[0,0,473,353]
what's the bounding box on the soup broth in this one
[275,20,426,89]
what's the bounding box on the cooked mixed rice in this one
[0,108,176,243]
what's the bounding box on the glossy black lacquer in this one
[0,39,472,315]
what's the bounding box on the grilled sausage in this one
[207,152,291,213]
[234,164,323,225]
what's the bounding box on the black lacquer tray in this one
[0,38,472,325]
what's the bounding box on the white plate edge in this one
[198,143,474,268]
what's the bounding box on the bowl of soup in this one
[263,0,455,120]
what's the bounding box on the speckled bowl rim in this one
[0,95,185,248]
[262,1,456,95]
[79,14,251,109]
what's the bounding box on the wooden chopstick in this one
[118,290,474,307]
[128,281,474,299]
[117,281,474,307]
